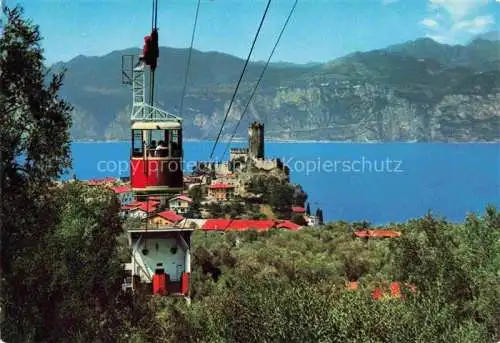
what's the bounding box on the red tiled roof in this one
[122,201,159,213]
[291,206,306,213]
[154,210,184,223]
[169,195,193,203]
[216,173,236,178]
[87,177,117,185]
[371,282,416,300]
[111,185,132,194]
[276,220,301,231]
[347,281,359,290]
[209,183,234,189]
[346,281,416,300]
[372,287,383,300]
[354,230,401,238]
[201,219,231,231]
[201,219,301,232]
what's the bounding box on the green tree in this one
[0,5,73,340]
[186,186,203,218]
[291,213,307,226]
[352,220,371,230]
[292,184,307,206]
[208,202,224,218]
[306,202,311,216]
[158,210,498,342]
[188,185,203,204]
[316,208,324,225]
[226,200,245,219]
[41,183,131,341]
[390,208,500,339]
[0,8,155,342]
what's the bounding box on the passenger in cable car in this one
[155,140,168,157]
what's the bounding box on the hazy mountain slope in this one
[473,30,500,42]
[54,38,499,142]
[386,38,500,71]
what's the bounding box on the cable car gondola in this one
[122,0,183,196]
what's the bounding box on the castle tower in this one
[248,121,264,159]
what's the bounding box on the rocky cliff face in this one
[179,84,499,142]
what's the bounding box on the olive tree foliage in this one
[0,5,73,340]
[0,6,72,183]
[146,209,498,343]
[389,206,500,339]
[36,183,128,342]
[0,7,157,342]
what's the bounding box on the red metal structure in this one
[152,264,168,295]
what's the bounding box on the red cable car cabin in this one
[130,120,183,194]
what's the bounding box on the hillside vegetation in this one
[132,207,500,342]
[54,38,500,142]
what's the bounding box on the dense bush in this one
[141,208,499,343]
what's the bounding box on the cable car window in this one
[170,129,182,158]
[148,130,165,156]
[132,130,143,157]
[151,130,163,144]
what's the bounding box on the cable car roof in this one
[131,121,182,130]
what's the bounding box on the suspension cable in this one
[179,0,201,117]
[151,0,155,30]
[154,0,158,29]
[150,0,159,109]
[209,0,272,160]
[222,0,298,158]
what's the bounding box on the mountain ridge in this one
[56,37,499,142]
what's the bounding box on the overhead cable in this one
[179,0,201,117]
[209,0,272,160]
[222,0,299,158]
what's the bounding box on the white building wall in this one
[118,191,134,205]
[169,199,190,214]
[128,209,148,219]
[254,159,279,171]
[133,237,186,282]
[307,216,319,227]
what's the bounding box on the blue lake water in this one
[70,141,499,225]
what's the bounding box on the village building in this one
[126,224,192,296]
[168,195,193,215]
[121,200,160,219]
[201,219,301,232]
[214,173,245,196]
[148,210,184,227]
[353,230,401,238]
[87,177,120,186]
[208,182,235,201]
[183,175,204,189]
[229,147,249,164]
[111,185,134,205]
[347,281,416,300]
[306,215,320,227]
[291,206,306,214]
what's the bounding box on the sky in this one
[4,0,500,65]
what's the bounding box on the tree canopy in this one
[0,7,149,342]
[146,207,499,343]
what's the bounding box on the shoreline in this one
[71,139,500,144]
